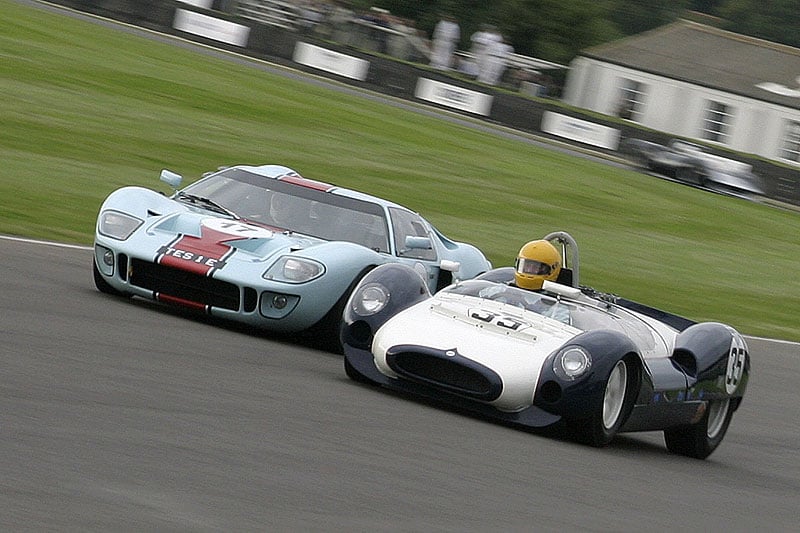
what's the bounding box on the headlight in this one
[352,283,390,316]
[263,256,324,283]
[553,346,592,381]
[98,210,143,240]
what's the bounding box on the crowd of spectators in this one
[226,0,556,95]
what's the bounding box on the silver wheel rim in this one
[706,399,730,439]
[603,360,628,429]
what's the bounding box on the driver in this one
[514,239,561,290]
[269,193,302,229]
[513,239,571,324]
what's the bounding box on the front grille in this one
[386,347,501,401]
[130,258,240,311]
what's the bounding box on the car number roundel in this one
[725,330,747,394]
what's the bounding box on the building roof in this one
[581,20,800,110]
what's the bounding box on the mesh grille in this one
[130,259,240,311]
[391,352,493,396]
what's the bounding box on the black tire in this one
[573,357,639,447]
[92,259,128,297]
[674,166,695,182]
[664,398,733,459]
[632,152,650,169]
[308,267,375,354]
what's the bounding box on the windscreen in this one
[182,169,390,252]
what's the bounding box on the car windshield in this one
[181,168,390,253]
[442,280,665,354]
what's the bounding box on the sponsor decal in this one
[414,78,493,116]
[293,42,369,81]
[173,8,250,47]
[541,111,621,150]
[156,219,272,276]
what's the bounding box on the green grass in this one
[2,0,799,342]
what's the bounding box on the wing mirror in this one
[404,235,432,250]
[160,169,183,189]
[439,259,460,272]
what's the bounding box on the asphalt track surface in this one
[2,236,800,531]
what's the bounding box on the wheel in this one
[307,267,375,354]
[573,357,638,447]
[92,259,128,297]
[674,166,695,182]
[632,152,650,170]
[664,398,733,459]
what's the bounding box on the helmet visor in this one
[516,257,552,276]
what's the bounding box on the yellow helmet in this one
[514,240,561,290]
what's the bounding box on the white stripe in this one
[0,234,92,251]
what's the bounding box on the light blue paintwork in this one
[93,164,491,335]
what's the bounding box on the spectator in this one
[479,33,512,86]
[463,24,492,78]
[429,14,460,70]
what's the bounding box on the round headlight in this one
[554,346,592,380]
[353,283,389,316]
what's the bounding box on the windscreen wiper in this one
[177,192,239,219]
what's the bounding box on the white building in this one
[562,20,800,168]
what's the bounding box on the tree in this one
[607,0,691,35]
[718,0,800,48]
[345,0,800,63]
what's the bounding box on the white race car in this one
[341,232,750,458]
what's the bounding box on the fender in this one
[99,186,182,221]
[535,329,640,420]
[341,263,432,350]
[671,322,749,399]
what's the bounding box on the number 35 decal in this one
[725,330,747,394]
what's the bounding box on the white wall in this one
[561,57,800,166]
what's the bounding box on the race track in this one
[1,236,799,531]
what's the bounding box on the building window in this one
[615,79,646,121]
[780,121,800,163]
[702,100,731,143]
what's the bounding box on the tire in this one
[664,398,733,459]
[633,153,650,170]
[573,357,638,447]
[308,267,374,354]
[92,259,128,297]
[674,166,694,182]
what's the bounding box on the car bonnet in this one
[371,295,581,411]
[148,212,321,268]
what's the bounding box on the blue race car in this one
[93,165,491,348]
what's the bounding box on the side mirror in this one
[404,235,432,250]
[160,169,183,189]
[439,259,460,272]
